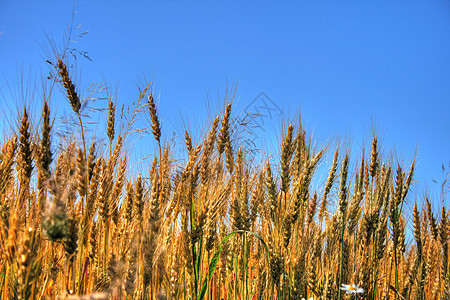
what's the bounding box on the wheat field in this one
[0,56,448,300]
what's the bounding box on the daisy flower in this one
[340,284,364,294]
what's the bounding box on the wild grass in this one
[0,57,448,300]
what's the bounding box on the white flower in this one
[340,284,364,294]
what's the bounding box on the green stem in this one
[197,232,204,299]
[243,234,248,300]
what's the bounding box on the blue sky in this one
[1,1,449,206]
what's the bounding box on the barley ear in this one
[107,100,116,144]
[217,103,232,156]
[413,202,423,263]
[37,102,52,212]
[148,92,161,143]
[319,147,339,225]
[426,198,439,241]
[184,130,193,154]
[369,137,378,178]
[18,108,33,188]
[338,155,349,217]
[57,59,81,114]
[265,161,278,224]
[280,124,294,195]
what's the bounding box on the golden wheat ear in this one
[37,102,52,214]
[148,92,161,143]
[107,100,116,145]
[57,59,81,114]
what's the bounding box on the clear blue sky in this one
[1,1,449,206]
